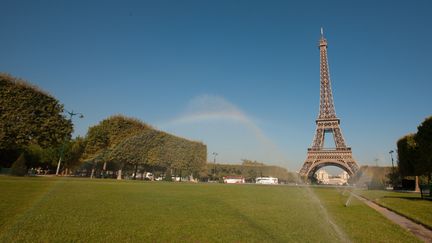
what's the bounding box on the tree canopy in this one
[109,128,207,177]
[397,134,419,176]
[109,129,162,168]
[83,115,152,162]
[83,115,207,179]
[0,73,72,166]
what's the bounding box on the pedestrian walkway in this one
[354,194,432,242]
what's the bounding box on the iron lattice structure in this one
[299,30,359,179]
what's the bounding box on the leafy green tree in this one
[11,153,27,176]
[15,137,84,174]
[18,144,58,173]
[25,144,45,168]
[83,115,152,175]
[110,130,162,179]
[397,134,419,177]
[416,116,432,182]
[157,132,207,180]
[0,73,72,166]
[40,146,61,167]
[186,142,207,179]
[62,137,86,173]
[84,115,151,159]
[83,115,207,179]
[241,159,265,166]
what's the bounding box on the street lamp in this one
[55,110,84,176]
[212,152,218,180]
[389,150,395,169]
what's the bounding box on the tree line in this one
[207,159,299,183]
[81,115,207,180]
[0,73,207,178]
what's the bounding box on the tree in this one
[84,115,151,160]
[11,153,27,176]
[83,115,207,180]
[83,115,152,177]
[109,130,162,179]
[397,134,419,177]
[416,116,432,182]
[8,137,85,175]
[157,132,207,180]
[61,137,86,174]
[0,73,72,166]
[241,159,265,166]
[186,142,207,179]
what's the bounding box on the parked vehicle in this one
[223,176,245,184]
[256,177,278,185]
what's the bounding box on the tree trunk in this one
[133,164,138,180]
[415,176,420,192]
[102,162,107,178]
[90,168,95,179]
[117,169,122,180]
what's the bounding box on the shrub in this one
[11,154,27,176]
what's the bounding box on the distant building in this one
[316,169,330,184]
[316,169,349,185]
[339,171,349,181]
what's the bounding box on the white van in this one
[223,176,245,184]
[256,177,278,185]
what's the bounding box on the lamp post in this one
[389,150,395,169]
[55,110,84,176]
[212,152,218,180]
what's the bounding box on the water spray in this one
[345,191,354,207]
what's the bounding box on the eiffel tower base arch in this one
[299,149,359,181]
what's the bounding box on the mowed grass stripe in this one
[0,177,421,242]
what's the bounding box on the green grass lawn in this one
[0,177,421,242]
[358,189,432,229]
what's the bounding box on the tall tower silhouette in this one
[299,29,359,179]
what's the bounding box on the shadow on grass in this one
[382,195,432,201]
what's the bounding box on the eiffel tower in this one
[299,29,359,179]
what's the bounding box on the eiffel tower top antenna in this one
[320,27,324,37]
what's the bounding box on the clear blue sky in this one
[2,0,431,171]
